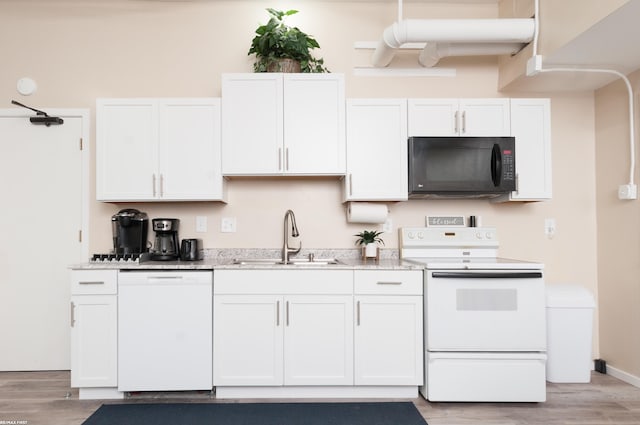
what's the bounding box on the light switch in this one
[221,217,237,233]
[196,216,207,233]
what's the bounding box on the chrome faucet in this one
[282,209,301,264]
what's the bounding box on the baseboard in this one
[604,365,640,388]
[215,386,419,399]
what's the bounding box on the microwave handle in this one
[491,144,502,187]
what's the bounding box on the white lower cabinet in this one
[70,270,121,399]
[213,269,423,398]
[213,270,353,387]
[354,270,424,386]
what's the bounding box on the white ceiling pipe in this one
[372,18,535,67]
[419,42,526,67]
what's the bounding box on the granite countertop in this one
[71,248,423,271]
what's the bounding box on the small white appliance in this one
[400,226,547,402]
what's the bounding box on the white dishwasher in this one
[118,270,212,392]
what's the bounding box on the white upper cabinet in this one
[221,73,346,176]
[408,98,511,137]
[96,98,225,202]
[344,99,408,201]
[494,98,552,202]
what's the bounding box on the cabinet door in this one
[284,295,353,385]
[213,295,284,386]
[354,295,423,385]
[459,99,511,136]
[96,99,158,201]
[221,74,283,175]
[408,98,458,136]
[505,98,552,201]
[284,74,346,175]
[70,295,117,388]
[159,99,225,201]
[345,99,408,201]
[408,98,511,137]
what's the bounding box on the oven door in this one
[426,269,545,351]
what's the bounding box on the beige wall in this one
[2,1,601,356]
[595,69,640,377]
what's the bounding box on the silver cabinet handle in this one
[278,148,282,171]
[462,110,467,134]
[356,300,361,326]
[152,174,157,197]
[70,301,76,328]
[515,173,520,194]
[78,281,104,285]
[349,174,353,196]
[159,174,164,197]
[285,148,290,171]
[454,111,459,134]
[286,300,290,326]
[276,300,280,326]
[376,281,402,285]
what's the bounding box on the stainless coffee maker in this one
[150,218,180,261]
[111,209,149,254]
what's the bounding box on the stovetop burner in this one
[90,253,150,263]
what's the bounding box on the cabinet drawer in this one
[354,270,422,295]
[71,270,117,295]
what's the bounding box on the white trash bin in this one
[545,284,596,383]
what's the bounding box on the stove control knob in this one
[417,231,424,239]
[407,231,415,239]
[485,232,493,239]
[476,232,483,239]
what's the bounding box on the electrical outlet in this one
[544,218,556,239]
[195,216,207,233]
[382,218,393,233]
[221,217,237,233]
[618,184,637,200]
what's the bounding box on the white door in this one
[508,98,552,201]
[354,295,423,385]
[213,295,284,386]
[345,99,408,201]
[70,295,117,387]
[284,74,345,175]
[96,99,157,200]
[159,99,224,200]
[408,99,459,136]
[459,99,511,136]
[0,110,87,370]
[284,295,353,385]
[221,74,283,175]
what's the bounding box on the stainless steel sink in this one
[232,258,342,266]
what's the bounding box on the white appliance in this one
[400,227,547,402]
[118,271,213,391]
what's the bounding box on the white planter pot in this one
[364,243,378,258]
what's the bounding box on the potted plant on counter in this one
[248,8,329,73]
[354,230,385,260]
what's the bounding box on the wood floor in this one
[1,371,640,425]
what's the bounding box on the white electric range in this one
[400,227,547,402]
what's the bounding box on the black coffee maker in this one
[150,218,180,261]
[111,209,149,254]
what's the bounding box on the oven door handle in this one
[432,271,542,279]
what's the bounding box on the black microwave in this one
[408,136,516,198]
